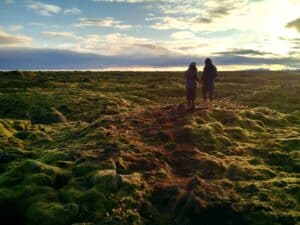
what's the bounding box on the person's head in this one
[205,58,213,66]
[188,62,197,71]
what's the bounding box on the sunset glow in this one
[1,0,300,70]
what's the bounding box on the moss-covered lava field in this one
[0,70,299,225]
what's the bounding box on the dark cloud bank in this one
[0,48,299,70]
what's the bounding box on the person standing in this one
[201,58,217,108]
[184,62,200,110]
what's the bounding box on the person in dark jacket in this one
[185,62,200,110]
[201,58,217,108]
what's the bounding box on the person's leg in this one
[202,87,207,102]
[202,86,209,108]
[186,88,191,108]
[209,89,214,101]
[191,88,196,110]
[208,88,214,108]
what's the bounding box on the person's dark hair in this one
[205,58,213,66]
[188,62,197,71]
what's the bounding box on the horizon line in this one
[1,68,299,73]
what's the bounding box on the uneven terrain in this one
[0,70,299,225]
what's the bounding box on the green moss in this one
[286,184,300,202]
[216,135,233,147]
[26,130,52,143]
[263,150,300,172]
[211,108,241,125]
[120,172,144,192]
[0,122,15,138]
[92,169,122,192]
[77,188,107,220]
[224,127,250,141]
[0,188,24,225]
[25,173,54,186]
[179,122,229,150]
[247,211,297,225]
[72,223,94,225]
[0,71,299,225]
[58,186,82,203]
[226,163,254,180]
[287,111,300,124]
[0,120,27,148]
[30,107,67,124]
[197,155,227,179]
[248,158,263,165]
[0,160,71,189]
[25,201,78,225]
[39,150,71,165]
[238,118,266,132]
[241,107,288,127]
[13,120,31,131]
[73,160,116,177]
[279,138,300,151]
[115,157,128,173]
[0,149,17,164]
[15,159,43,173]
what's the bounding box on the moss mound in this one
[25,202,78,225]
[30,107,67,124]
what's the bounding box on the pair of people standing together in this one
[185,58,217,110]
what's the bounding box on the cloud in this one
[64,7,82,15]
[75,17,133,29]
[286,17,300,32]
[147,0,250,31]
[212,54,299,68]
[50,31,213,58]
[28,22,58,29]
[148,0,300,44]
[36,29,277,61]
[151,0,248,23]
[91,0,247,24]
[27,1,61,16]
[147,0,300,59]
[289,38,300,49]
[281,37,300,51]
[0,31,32,45]
[215,49,274,57]
[91,0,150,3]
[7,25,24,32]
[170,31,196,40]
[41,31,80,40]
[74,33,173,56]
[149,14,228,31]
[149,16,208,31]
[5,0,15,4]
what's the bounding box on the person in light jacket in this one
[185,62,200,110]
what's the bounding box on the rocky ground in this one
[0,71,299,225]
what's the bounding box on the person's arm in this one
[214,66,218,82]
[195,72,200,83]
[201,68,206,82]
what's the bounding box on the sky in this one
[0,0,300,70]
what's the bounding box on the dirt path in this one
[115,104,213,190]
